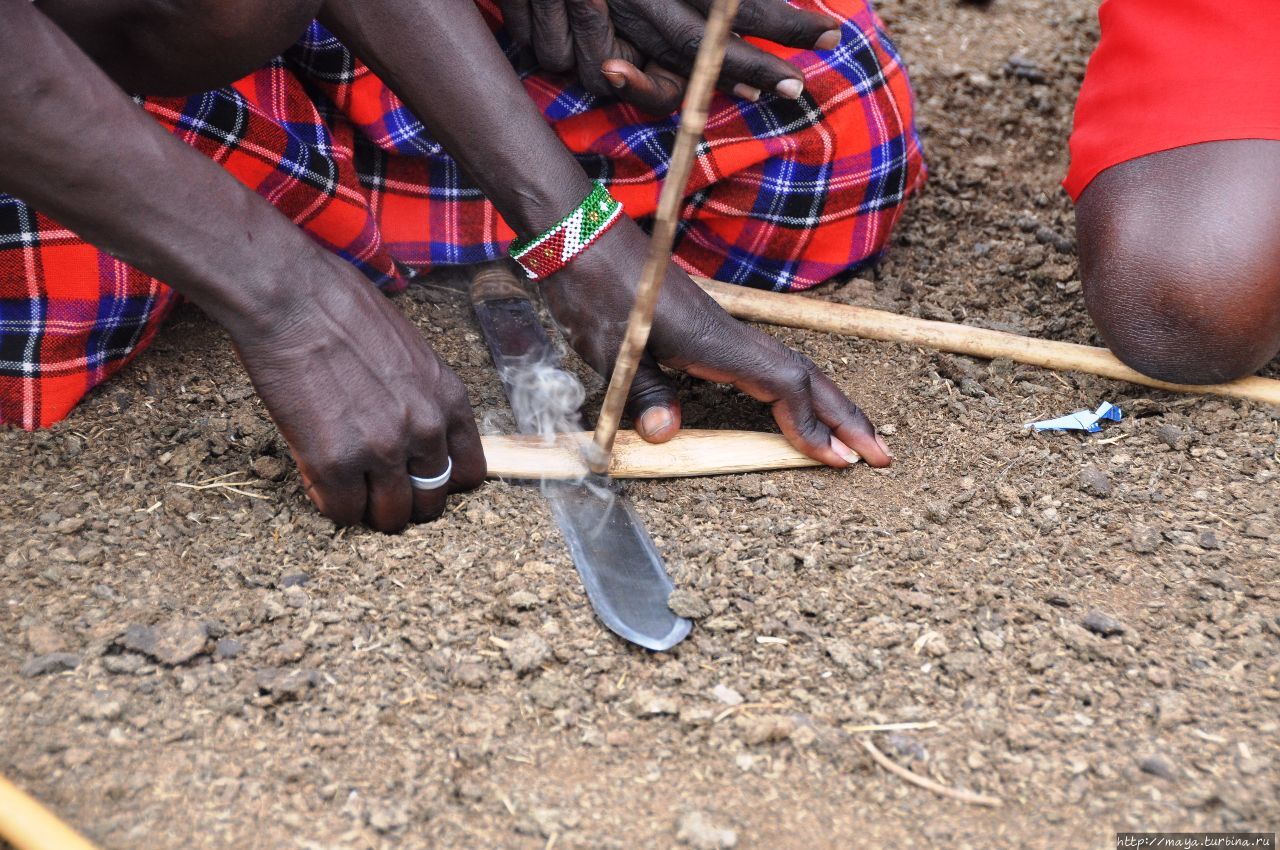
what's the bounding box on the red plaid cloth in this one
[0,0,923,429]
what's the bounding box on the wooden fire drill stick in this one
[589,0,743,473]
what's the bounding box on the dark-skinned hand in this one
[499,0,842,113]
[539,217,893,468]
[234,253,487,533]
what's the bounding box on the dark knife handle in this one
[470,262,531,305]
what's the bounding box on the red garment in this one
[1064,0,1280,200]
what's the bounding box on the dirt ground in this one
[2,0,1278,848]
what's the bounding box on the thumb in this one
[625,353,682,443]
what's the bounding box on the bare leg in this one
[33,0,323,95]
[1076,140,1280,384]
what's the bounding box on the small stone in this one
[1132,526,1162,554]
[1155,692,1192,728]
[1156,424,1192,451]
[280,572,309,588]
[825,638,863,671]
[506,590,541,611]
[271,638,307,664]
[118,618,209,666]
[1082,609,1126,638]
[254,667,320,702]
[1146,667,1172,687]
[102,653,144,675]
[977,630,1005,652]
[636,691,680,717]
[1242,517,1273,540]
[676,811,737,850]
[55,516,87,534]
[702,616,741,632]
[529,676,569,710]
[1028,652,1056,673]
[504,631,551,675]
[667,589,711,620]
[711,684,744,707]
[452,663,489,688]
[1078,465,1112,498]
[251,455,288,482]
[737,714,795,745]
[21,652,81,678]
[1139,755,1177,781]
[1197,530,1221,551]
[25,623,69,655]
[214,638,244,660]
[79,693,124,722]
[366,801,410,833]
[62,748,94,770]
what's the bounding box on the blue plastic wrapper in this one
[1026,401,1122,433]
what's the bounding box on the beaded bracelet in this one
[508,182,623,281]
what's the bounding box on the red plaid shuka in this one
[0,0,924,429]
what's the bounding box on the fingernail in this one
[638,407,674,438]
[815,29,841,50]
[732,83,762,102]
[830,436,860,464]
[602,70,626,88]
[874,433,893,459]
[775,78,805,99]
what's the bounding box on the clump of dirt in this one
[2,0,1277,847]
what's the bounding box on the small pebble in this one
[1078,465,1112,498]
[667,589,711,620]
[1082,609,1125,637]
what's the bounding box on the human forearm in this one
[0,0,332,338]
[318,0,596,237]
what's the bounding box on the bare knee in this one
[1076,145,1280,385]
[38,0,323,95]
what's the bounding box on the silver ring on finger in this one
[408,456,453,491]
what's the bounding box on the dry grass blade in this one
[860,737,1003,808]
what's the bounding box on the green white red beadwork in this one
[508,182,623,281]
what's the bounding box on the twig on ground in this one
[859,737,1003,808]
[843,721,940,734]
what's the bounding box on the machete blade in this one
[470,269,691,651]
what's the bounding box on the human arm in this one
[320,0,892,467]
[0,0,486,530]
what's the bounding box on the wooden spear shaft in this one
[693,276,1280,407]
[590,0,742,473]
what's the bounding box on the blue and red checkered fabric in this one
[0,0,924,428]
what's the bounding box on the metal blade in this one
[470,271,691,651]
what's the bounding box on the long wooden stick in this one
[590,0,742,472]
[0,775,102,850]
[694,276,1280,407]
[484,429,826,480]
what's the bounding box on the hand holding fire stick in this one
[589,0,744,472]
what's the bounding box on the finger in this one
[626,354,682,443]
[808,370,893,467]
[639,2,807,99]
[565,0,643,94]
[445,414,488,494]
[294,452,367,527]
[364,467,414,534]
[531,0,575,72]
[765,364,851,467]
[499,0,534,47]
[685,0,841,50]
[599,58,688,114]
[408,434,452,523]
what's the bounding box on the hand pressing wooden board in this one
[481,429,833,480]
